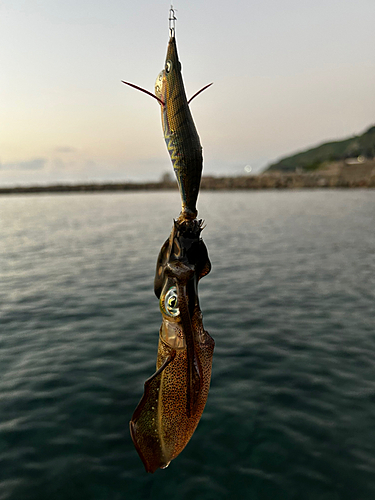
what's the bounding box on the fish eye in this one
[163,287,179,317]
[165,60,172,73]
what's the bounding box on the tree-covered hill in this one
[266,125,375,172]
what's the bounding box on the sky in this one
[1,0,374,186]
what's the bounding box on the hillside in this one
[266,125,375,172]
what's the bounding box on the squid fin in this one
[130,351,176,473]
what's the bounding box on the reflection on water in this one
[0,190,374,499]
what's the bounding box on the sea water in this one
[0,190,374,500]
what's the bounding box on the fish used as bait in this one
[123,8,214,473]
[154,35,204,220]
[123,30,212,219]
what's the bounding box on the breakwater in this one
[1,161,374,194]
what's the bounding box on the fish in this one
[123,10,214,473]
[123,33,212,220]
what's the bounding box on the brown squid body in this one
[130,219,214,473]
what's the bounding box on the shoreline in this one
[1,162,374,195]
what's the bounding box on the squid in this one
[123,8,214,473]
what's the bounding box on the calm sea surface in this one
[0,190,374,500]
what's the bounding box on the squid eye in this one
[164,287,179,317]
[165,60,172,73]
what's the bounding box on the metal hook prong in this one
[169,5,177,36]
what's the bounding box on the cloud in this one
[53,147,78,153]
[0,158,46,170]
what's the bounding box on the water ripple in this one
[0,191,374,499]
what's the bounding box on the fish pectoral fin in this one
[187,83,213,105]
[122,81,164,106]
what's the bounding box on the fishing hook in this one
[169,5,177,37]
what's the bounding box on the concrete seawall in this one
[1,161,374,195]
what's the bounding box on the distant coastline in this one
[1,161,374,195]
